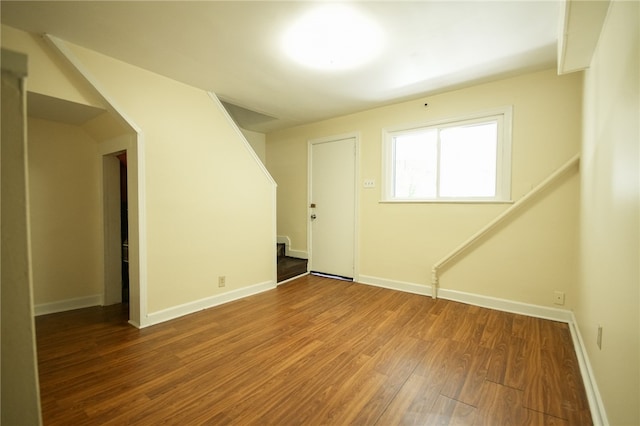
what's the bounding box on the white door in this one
[309,136,356,279]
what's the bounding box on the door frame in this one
[307,132,360,281]
[99,133,144,327]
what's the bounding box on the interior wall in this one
[241,127,266,165]
[63,41,276,315]
[1,24,104,109]
[578,1,640,424]
[266,69,582,308]
[1,48,42,425]
[442,169,579,307]
[28,117,103,307]
[2,26,276,321]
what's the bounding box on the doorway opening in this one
[103,150,129,313]
[116,152,129,304]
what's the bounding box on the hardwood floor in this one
[36,275,592,425]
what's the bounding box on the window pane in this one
[393,130,438,198]
[439,122,497,197]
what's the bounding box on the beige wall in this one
[2,26,276,322]
[64,42,276,314]
[28,117,103,305]
[1,48,42,426]
[267,69,582,308]
[579,1,640,424]
[1,24,104,109]
[3,24,134,314]
[443,170,579,307]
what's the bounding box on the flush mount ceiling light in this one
[282,4,384,71]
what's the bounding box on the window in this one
[383,107,512,202]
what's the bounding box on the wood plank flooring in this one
[36,275,592,425]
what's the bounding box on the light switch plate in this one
[363,179,375,188]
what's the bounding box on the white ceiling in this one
[1,1,561,133]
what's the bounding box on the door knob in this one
[310,214,317,220]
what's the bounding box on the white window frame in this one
[382,106,513,203]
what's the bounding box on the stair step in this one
[277,256,307,282]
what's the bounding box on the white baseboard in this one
[358,275,432,296]
[357,276,570,324]
[34,294,103,316]
[567,313,609,426]
[144,280,276,327]
[276,235,308,259]
[437,288,573,323]
[357,276,572,322]
[286,249,308,259]
[276,235,291,247]
[128,319,142,328]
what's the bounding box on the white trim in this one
[207,92,277,187]
[383,107,515,135]
[143,280,276,327]
[431,154,580,298]
[277,235,291,249]
[437,288,573,323]
[382,106,513,203]
[356,275,572,322]
[353,132,361,282]
[270,183,278,290]
[276,236,308,259]
[557,0,611,75]
[287,249,308,260]
[358,275,432,296]
[132,132,148,328]
[379,199,514,205]
[34,295,103,316]
[567,313,609,426]
[307,141,312,271]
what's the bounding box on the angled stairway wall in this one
[1,25,277,327]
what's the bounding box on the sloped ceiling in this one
[27,92,105,126]
[558,0,610,74]
[1,1,561,133]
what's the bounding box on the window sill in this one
[379,199,514,204]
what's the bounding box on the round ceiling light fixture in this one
[282,4,384,71]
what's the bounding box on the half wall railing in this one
[431,154,580,299]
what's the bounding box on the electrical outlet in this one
[597,325,603,349]
[363,179,375,188]
[218,276,226,287]
[553,291,565,305]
